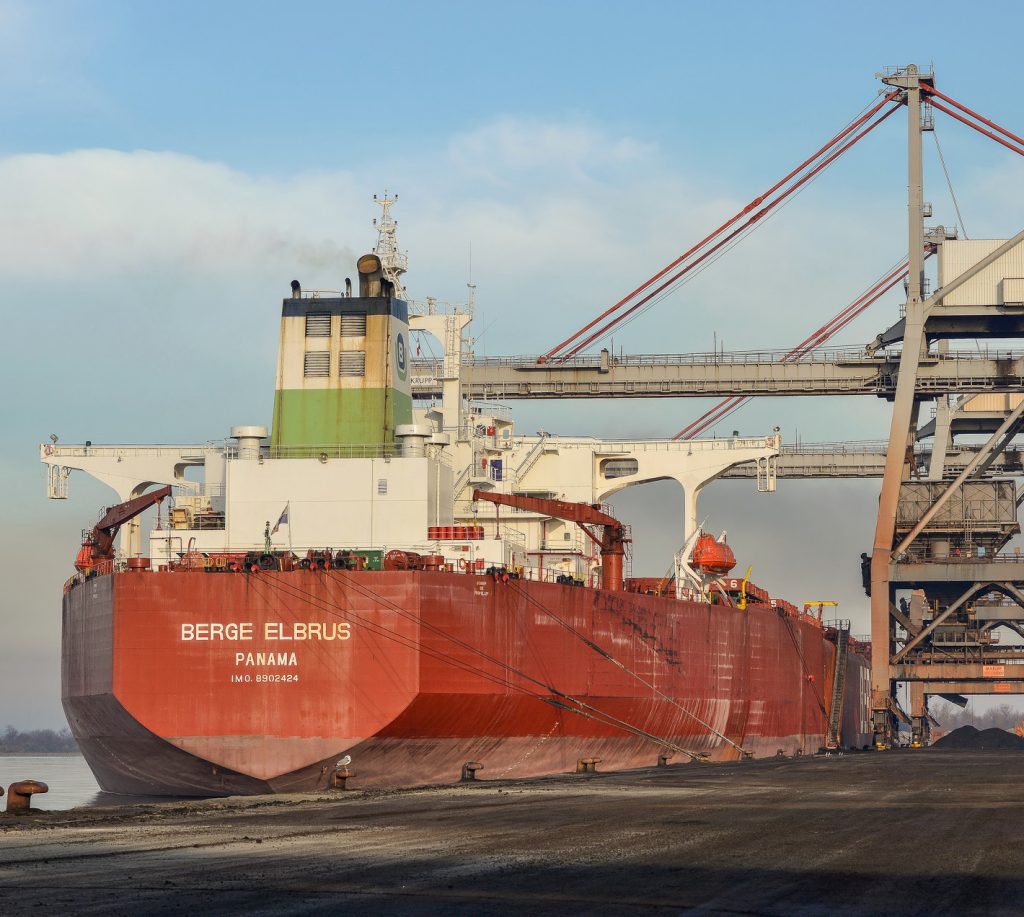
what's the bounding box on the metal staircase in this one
[453,464,472,498]
[513,433,550,485]
[826,619,852,749]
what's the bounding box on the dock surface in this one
[2,750,1022,915]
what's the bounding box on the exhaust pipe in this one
[357,254,384,298]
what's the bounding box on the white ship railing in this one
[223,444,451,465]
[172,482,225,498]
[548,436,779,452]
[407,298,472,316]
[467,402,512,419]
[43,444,219,459]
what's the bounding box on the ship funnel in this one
[357,254,384,298]
[270,199,413,451]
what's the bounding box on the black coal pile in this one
[932,725,1024,750]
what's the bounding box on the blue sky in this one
[4,0,1024,726]
[7,1,1024,179]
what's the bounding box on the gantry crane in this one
[448,66,1024,749]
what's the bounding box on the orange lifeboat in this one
[692,533,736,575]
[74,542,94,574]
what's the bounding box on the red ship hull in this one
[63,569,870,796]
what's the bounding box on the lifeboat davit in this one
[692,533,736,575]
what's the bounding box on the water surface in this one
[0,755,209,810]
[0,755,101,810]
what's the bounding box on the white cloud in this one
[446,117,654,187]
[0,150,362,276]
[0,117,922,421]
[0,116,905,345]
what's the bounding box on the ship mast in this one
[372,191,409,300]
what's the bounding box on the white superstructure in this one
[39,197,781,586]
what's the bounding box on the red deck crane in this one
[471,490,628,591]
[75,485,173,572]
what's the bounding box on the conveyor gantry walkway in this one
[721,443,1023,479]
[411,347,1024,400]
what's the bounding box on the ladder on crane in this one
[826,618,852,750]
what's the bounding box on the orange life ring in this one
[44,444,54,456]
[458,558,469,570]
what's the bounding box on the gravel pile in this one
[932,725,1024,750]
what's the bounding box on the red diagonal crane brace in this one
[541,84,1023,372]
[927,98,1024,158]
[676,84,1024,440]
[538,90,904,364]
[674,257,923,439]
[923,85,1024,154]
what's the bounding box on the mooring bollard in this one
[327,755,355,790]
[576,757,601,774]
[658,752,673,767]
[460,761,483,782]
[6,780,48,814]
[331,767,356,790]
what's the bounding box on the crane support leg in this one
[871,65,928,750]
[910,682,930,748]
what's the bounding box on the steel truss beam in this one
[895,663,1024,681]
[919,681,1024,694]
[411,353,1024,400]
[893,401,1024,555]
[893,583,986,662]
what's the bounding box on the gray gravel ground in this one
[2,749,1022,916]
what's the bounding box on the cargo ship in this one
[43,196,871,795]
